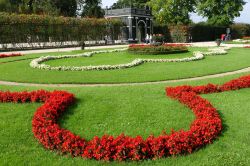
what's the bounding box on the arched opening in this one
[137,20,147,43]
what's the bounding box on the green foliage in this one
[111,0,150,9]
[168,25,190,42]
[190,23,226,42]
[54,0,77,17]
[81,0,104,18]
[230,23,250,39]
[196,0,246,26]
[0,0,77,16]
[0,12,122,47]
[32,0,59,15]
[148,0,196,25]
[154,23,250,42]
[148,0,246,26]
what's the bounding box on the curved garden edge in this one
[29,47,230,71]
[0,66,250,87]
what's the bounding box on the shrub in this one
[168,25,189,43]
[230,23,250,39]
[243,36,250,40]
[153,23,250,42]
[128,44,188,55]
[190,23,226,42]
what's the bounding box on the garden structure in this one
[105,7,153,43]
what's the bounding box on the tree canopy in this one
[0,0,77,16]
[196,0,246,26]
[148,0,196,25]
[54,0,77,17]
[81,0,104,18]
[111,0,150,9]
[0,0,247,25]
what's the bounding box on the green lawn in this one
[0,73,250,165]
[45,50,193,66]
[1,47,250,84]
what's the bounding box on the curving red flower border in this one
[0,75,250,161]
[0,53,23,58]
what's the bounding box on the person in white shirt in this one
[145,34,149,44]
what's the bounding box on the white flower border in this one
[30,47,230,71]
[232,39,250,43]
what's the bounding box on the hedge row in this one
[0,12,122,47]
[154,23,250,43]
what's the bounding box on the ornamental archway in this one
[137,20,147,43]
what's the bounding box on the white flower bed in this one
[233,39,250,43]
[30,47,230,71]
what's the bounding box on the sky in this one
[102,0,250,24]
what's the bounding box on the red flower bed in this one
[1,75,250,161]
[0,53,23,58]
[163,43,191,47]
[128,44,188,55]
[244,46,250,48]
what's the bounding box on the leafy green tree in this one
[0,0,77,16]
[111,0,150,9]
[196,0,246,26]
[54,0,77,17]
[31,0,59,15]
[81,0,104,18]
[148,0,196,25]
[0,0,22,12]
[0,0,10,12]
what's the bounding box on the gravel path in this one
[0,67,249,87]
[2,42,249,55]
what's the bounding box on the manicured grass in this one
[0,73,250,165]
[45,50,193,66]
[0,47,250,84]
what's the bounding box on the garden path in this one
[1,42,250,55]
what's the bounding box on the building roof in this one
[105,8,153,18]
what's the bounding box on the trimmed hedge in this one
[0,12,122,49]
[230,24,250,39]
[190,24,226,42]
[153,23,250,43]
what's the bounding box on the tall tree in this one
[54,0,77,17]
[0,0,11,12]
[0,0,23,13]
[111,0,150,9]
[148,0,196,25]
[31,0,59,15]
[196,0,246,26]
[0,0,77,16]
[81,0,104,18]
